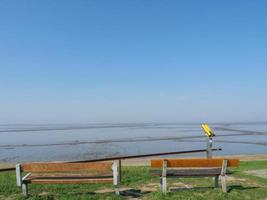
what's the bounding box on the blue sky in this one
[0,0,267,123]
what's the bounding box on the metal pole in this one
[69,148,221,163]
[206,137,213,159]
[0,167,16,172]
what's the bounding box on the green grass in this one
[0,161,267,200]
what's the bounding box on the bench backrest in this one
[151,158,240,168]
[20,162,113,173]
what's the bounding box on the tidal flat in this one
[0,123,267,163]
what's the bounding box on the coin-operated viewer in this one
[201,124,216,158]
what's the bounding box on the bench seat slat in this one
[25,178,113,184]
[26,173,113,178]
[25,174,113,180]
[151,168,222,176]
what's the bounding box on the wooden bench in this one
[16,161,120,196]
[151,158,240,193]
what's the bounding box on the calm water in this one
[0,123,267,163]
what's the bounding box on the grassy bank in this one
[0,160,267,200]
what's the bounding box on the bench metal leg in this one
[221,176,227,192]
[112,161,120,195]
[160,177,167,193]
[161,160,168,194]
[114,188,120,195]
[16,164,22,187]
[220,159,228,192]
[22,183,28,196]
[160,177,162,190]
[162,177,167,193]
[214,176,219,188]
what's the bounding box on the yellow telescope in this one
[201,124,215,138]
[201,123,215,158]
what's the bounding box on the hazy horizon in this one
[1,121,267,125]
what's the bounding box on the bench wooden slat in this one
[151,168,222,176]
[21,162,112,172]
[26,178,113,184]
[151,158,239,168]
[26,174,113,180]
[27,173,113,178]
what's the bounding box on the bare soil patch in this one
[245,169,267,178]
